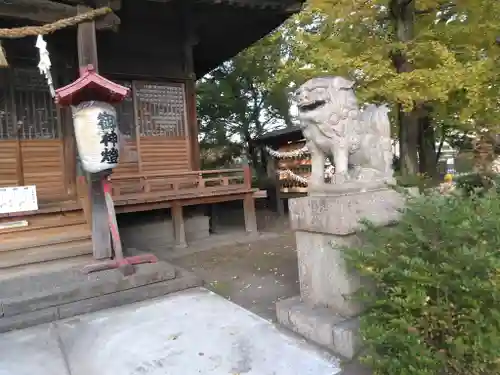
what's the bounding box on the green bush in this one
[455,172,500,196]
[395,174,438,192]
[345,192,500,375]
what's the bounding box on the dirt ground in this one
[170,207,371,374]
[170,209,299,321]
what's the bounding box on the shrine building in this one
[0,0,304,276]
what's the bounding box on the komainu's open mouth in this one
[298,99,326,112]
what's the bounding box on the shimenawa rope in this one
[0,7,112,67]
[0,7,112,38]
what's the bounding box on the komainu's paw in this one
[331,172,349,184]
[354,168,383,182]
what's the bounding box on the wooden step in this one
[0,254,93,281]
[0,238,93,269]
[0,223,91,252]
[0,210,87,236]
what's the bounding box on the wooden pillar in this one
[243,193,258,233]
[172,202,187,248]
[242,164,257,233]
[8,71,24,187]
[61,106,77,197]
[77,10,111,259]
[267,154,284,216]
[181,1,200,171]
[208,203,220,234]
[77,13,98,74]
[186,81,199,170]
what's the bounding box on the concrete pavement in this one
[0,288,341,375]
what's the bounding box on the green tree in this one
[197,30,295,174]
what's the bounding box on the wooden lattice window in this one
[0,68,60,140]
[133,81,187,137]
[0,73,14,139]
[114,80,135,139]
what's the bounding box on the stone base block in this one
[0,262,203,333]
[276,296,360,360]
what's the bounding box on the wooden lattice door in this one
[0,68,69,204]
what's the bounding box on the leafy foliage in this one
[197,0,500,176]
[271,0,500,175]
[345,193,500,374]
[197,32,296,173]
[394,173,437,190]
[284,0,500,120]
[454,172,500,196]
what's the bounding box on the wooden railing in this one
[110,165,252,199]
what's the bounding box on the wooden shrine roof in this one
[193,0,304,75]
[0,0,305,77]
[254,126,304,147]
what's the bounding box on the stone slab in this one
[0,325,69,375]
[0,269,202,333]
[289,187,404,236]
[276,296,360,360]
[58,269,202,319]
[1,262,176,317]
[0,307,59,334]
[0,288,341,375]
[55,288,341,375]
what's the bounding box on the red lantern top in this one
[55,65,130,107]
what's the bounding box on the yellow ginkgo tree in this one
[276,0,500,176]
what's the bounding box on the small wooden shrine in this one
[0,0,304,277]
[256,126,311,214]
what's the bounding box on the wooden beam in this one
[63,0,122,11]
[57,0,89,5]
[94,0,122,12]
[197,0,303,10]
[0,0,120,31]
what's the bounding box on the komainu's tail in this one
[361,104,393,176]
[361,104,391,139]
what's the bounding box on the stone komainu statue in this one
[294,76,393,185]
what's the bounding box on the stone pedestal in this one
[276,181,404,359]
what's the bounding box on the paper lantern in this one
[73,100,121,173]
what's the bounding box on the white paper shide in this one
[73,101,120,173]
[35,35,55,97]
